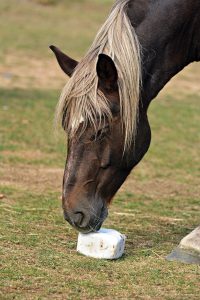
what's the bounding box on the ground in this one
[0,1,200,299]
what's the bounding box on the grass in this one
[0,88,65,166]
[0,0,200,299]
[1,89,200,299]
[0,0,113,59]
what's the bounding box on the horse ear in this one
[97,54,118,91]
[50,45,78,77]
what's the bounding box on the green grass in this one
[0,0,200,299]
[0,0,113,60]
[1,88,200,299]
[0,88,66,166]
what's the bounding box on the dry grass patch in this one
[0,54,66,90]
[0,55,199,94]
[0,164,63,193]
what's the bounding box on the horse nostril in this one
[73,212,85,227]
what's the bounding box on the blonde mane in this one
[55,0,141,150]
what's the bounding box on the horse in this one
[50,0,200,243]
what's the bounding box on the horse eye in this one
[90,134,96,141]
[90,126,109,142]
[90,130,102,141]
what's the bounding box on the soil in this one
[0,54,199,94]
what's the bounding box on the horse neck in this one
[127,0,200,107]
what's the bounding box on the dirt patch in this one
[120,176,200,199]
[0,164,63,193]
[1,150,47,160]
[0,54,199,95]
[0,53,67,90]
[1,162,199,200]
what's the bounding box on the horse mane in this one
[55,0,141,150]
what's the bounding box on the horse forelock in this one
[55,0,141,151]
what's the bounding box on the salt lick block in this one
[77,228,126,259]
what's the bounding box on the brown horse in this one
[50,0,200,234]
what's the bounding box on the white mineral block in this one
[77,228,126,259]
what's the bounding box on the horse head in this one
[50,0,153,232]
[51,45,151,233]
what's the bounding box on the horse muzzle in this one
[63,203,108,233]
